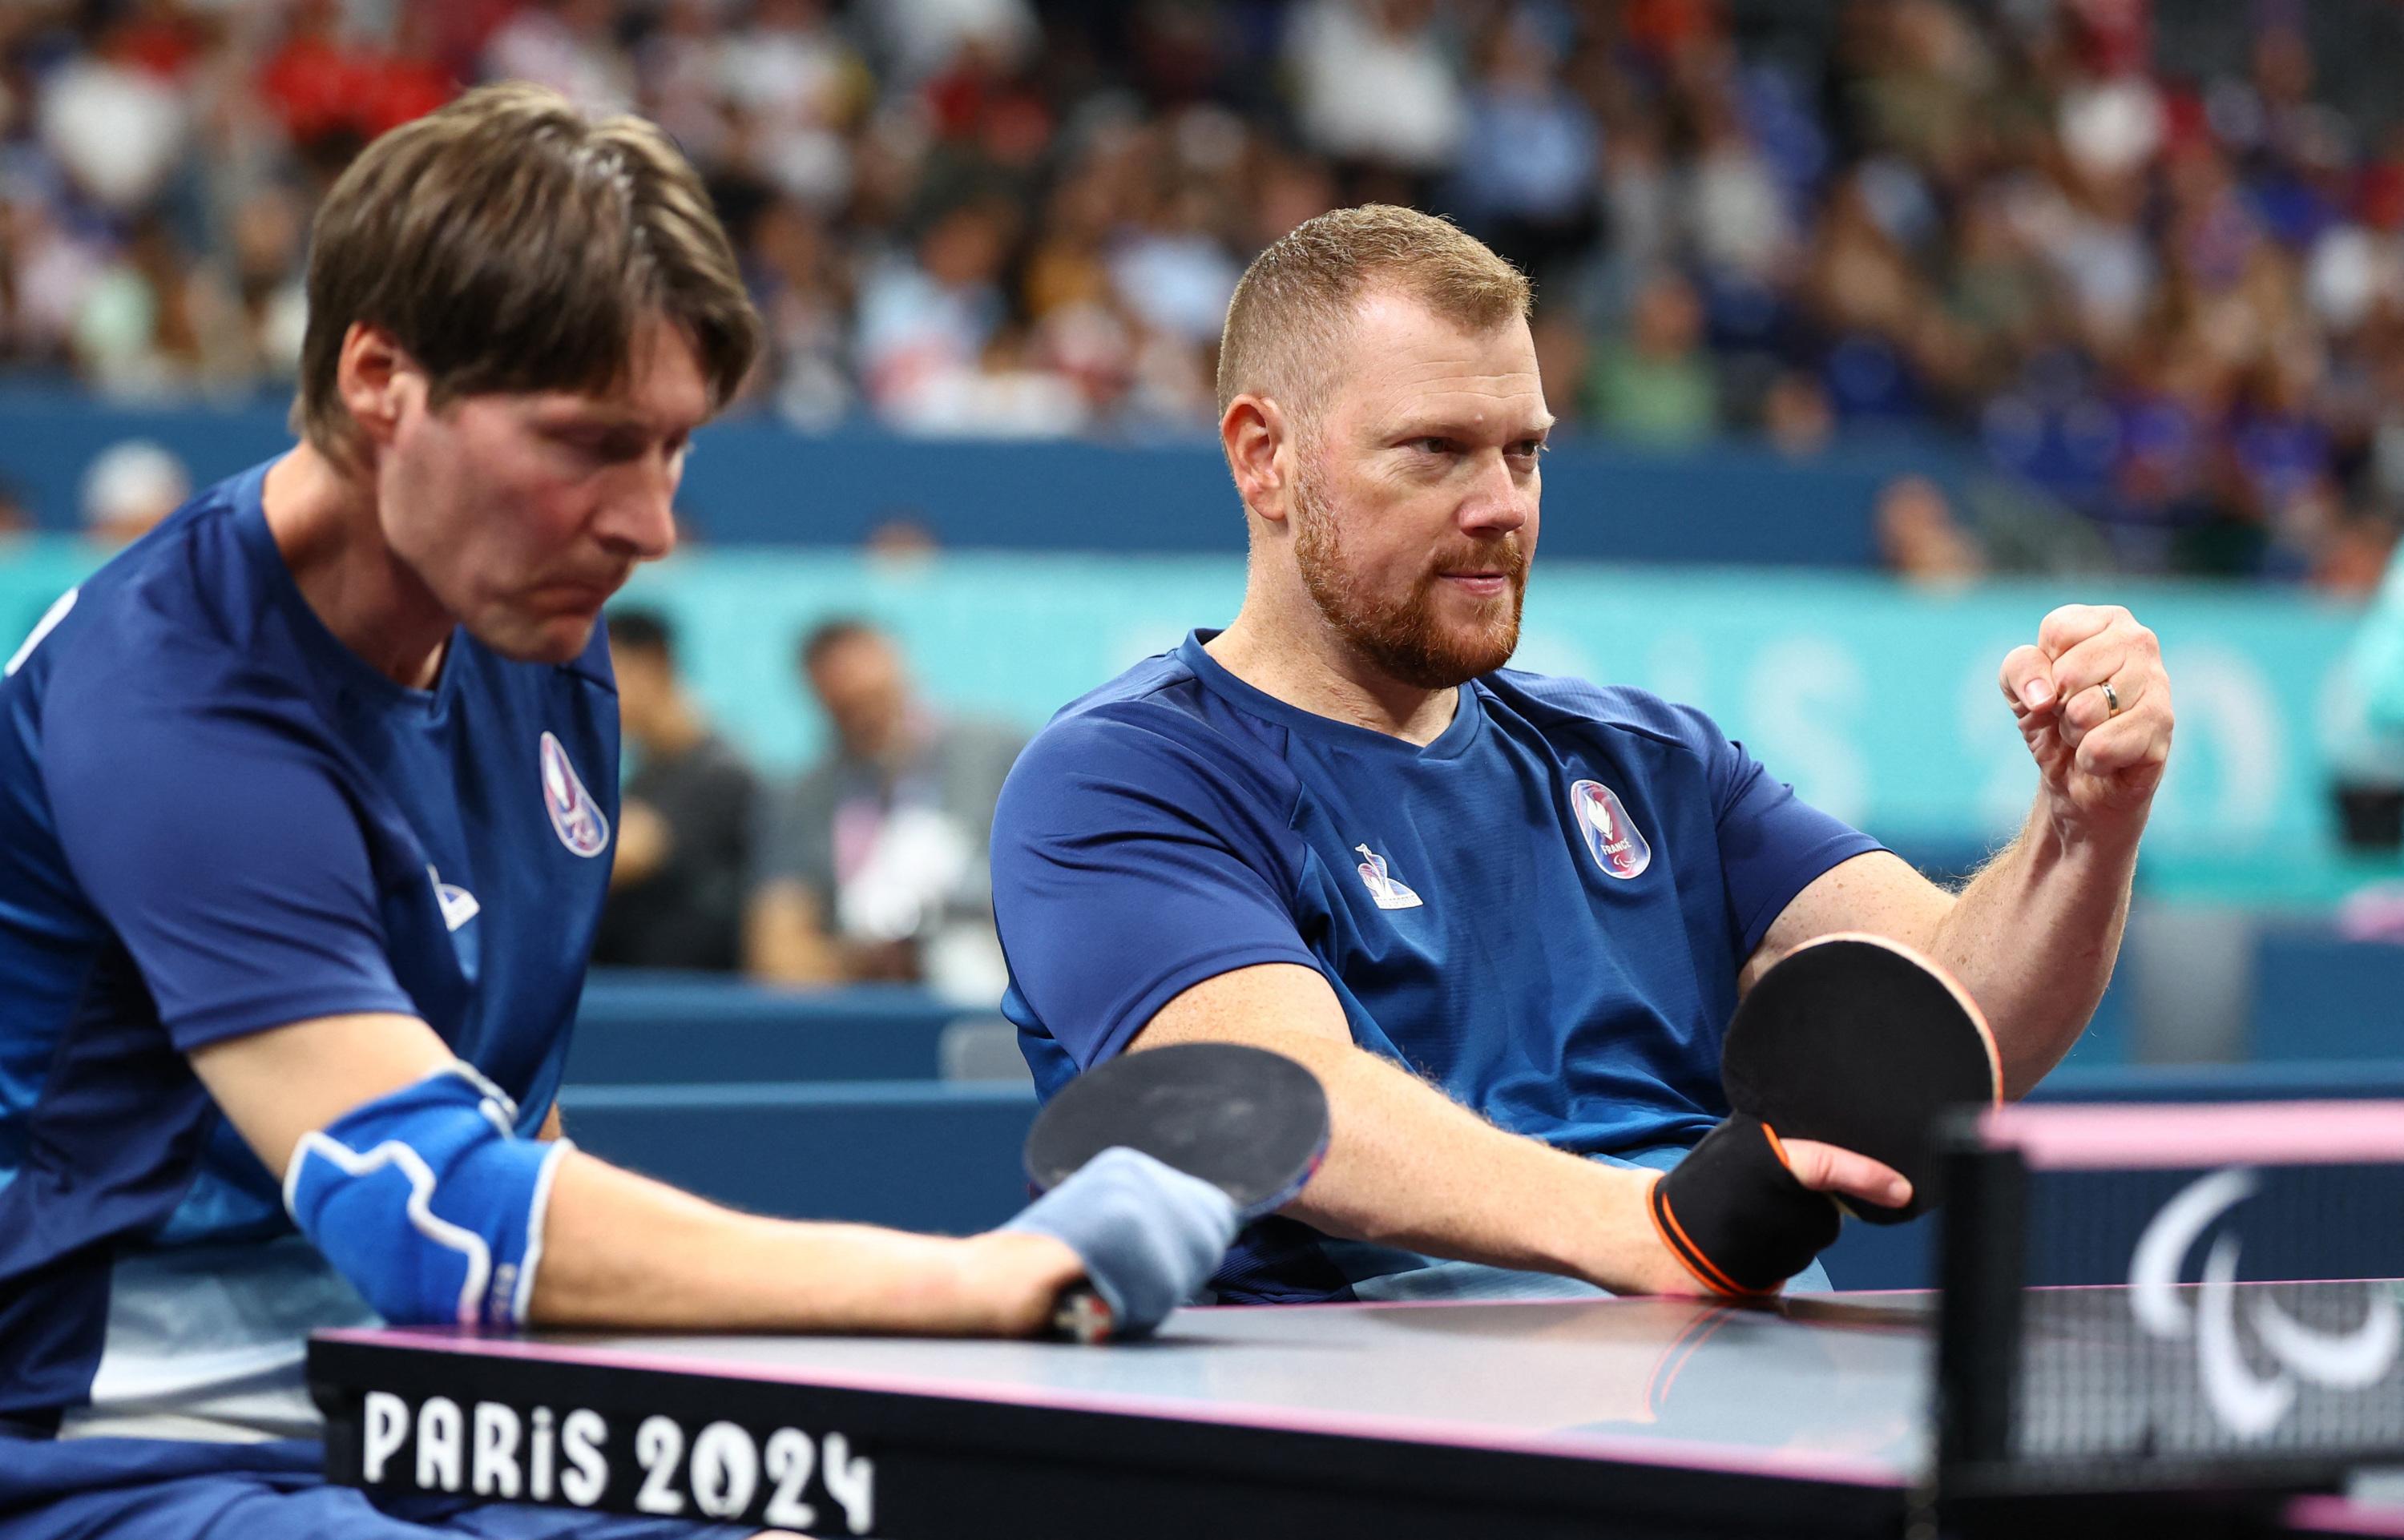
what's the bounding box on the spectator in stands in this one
[79,438,187,546]
[34,10,186,220]
[1875,474,1985,589]
[481,0,632,115]
[747,196,857,427]
[1586,268,1720,447]
[716,0,865,209]
[748,617,1023,1001]
[259,0,455,171]
[592,608,759,973]
[0,478,29,541]
[853,199,1013,425]
[224,187,310,381]
[867,0,1039,87]
[70,214,212,397]
[1762,370,1837,458]
[1446,10,1599,289]
[1286,0,1463,188]
[864,509,941,562]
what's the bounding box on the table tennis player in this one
[990,204,2179,1306]
[0,87,1240,1540]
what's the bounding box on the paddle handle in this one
[1047,1282,1116,1344]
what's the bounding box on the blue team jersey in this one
[0,462,619,1434]
[992,631,1882,1304]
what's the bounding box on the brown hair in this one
[1216,205,1532,425]
[294,83,760,462]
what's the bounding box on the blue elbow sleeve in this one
[283,1062,570,1328]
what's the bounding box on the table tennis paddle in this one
[1652,933,2002,1298]
[1025,1041,1331,1342]
[1720,931,2002,1225]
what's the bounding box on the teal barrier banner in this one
[2,541,2379,894]
[611,554,2371,875]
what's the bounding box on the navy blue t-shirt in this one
[992,631,1881,1303]
[0,462,619,1431]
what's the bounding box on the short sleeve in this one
[990,708,1321,1069]
[43,690,417,1051]
[1687,708,1885,958]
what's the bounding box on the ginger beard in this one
[1289,460,1528,691]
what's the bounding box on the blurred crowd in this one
[596,608,1023,999]
[5,0,2404,581]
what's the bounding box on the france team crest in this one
[1353,843,1425,910]
[538,731,610,857]
[1571,779,1651,880]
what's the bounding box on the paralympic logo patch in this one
[538,732,610,858]
[2128,1167,2402,1439]
[1571,779,1651,880]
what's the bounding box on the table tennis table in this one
[308,1102,2404,1538]
[308,1284,2404,1539]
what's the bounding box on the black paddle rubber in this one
[1026,1042,1331,1221]
[1719,933,2001,1224]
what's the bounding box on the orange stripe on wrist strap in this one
[1647,1179,1777,1301]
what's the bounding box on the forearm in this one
[1141,1022,1677,1294]
[1926,800,2144,1096]
[194,1014,1087,1336]
[528,1149,1083,1334]
[1926,599,2172,1094]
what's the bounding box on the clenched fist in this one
[1996,603,2175,828]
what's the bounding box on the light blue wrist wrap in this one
[1002,1146,1240,1336]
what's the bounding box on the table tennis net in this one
[1938,1101,2404,1484]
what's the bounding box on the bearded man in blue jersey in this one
[991,205,2178,1305]
[0,85,1240,1540]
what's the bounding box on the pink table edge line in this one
[2285,1496,2404,1538]
[1188,1288,1938,1310]
[1185,1293,1891,1312]
[1982,1101,2404,1170]
[2020,1276,2404,1293]
[312,1328,1907,1490]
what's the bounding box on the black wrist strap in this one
[1650,1114,1841,1297]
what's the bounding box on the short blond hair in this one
[295,83,759,463]
[1216,205,1532,425]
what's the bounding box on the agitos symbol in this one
[2126,1166,2402,1440]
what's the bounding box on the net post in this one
[1935,1108,2027,1475]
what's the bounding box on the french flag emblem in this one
[1353,844,1424,910]
[1571,779,1651,880]
[539,732,611,858]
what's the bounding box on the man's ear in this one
[1221,393,1298,526]
[335,324,418,452]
